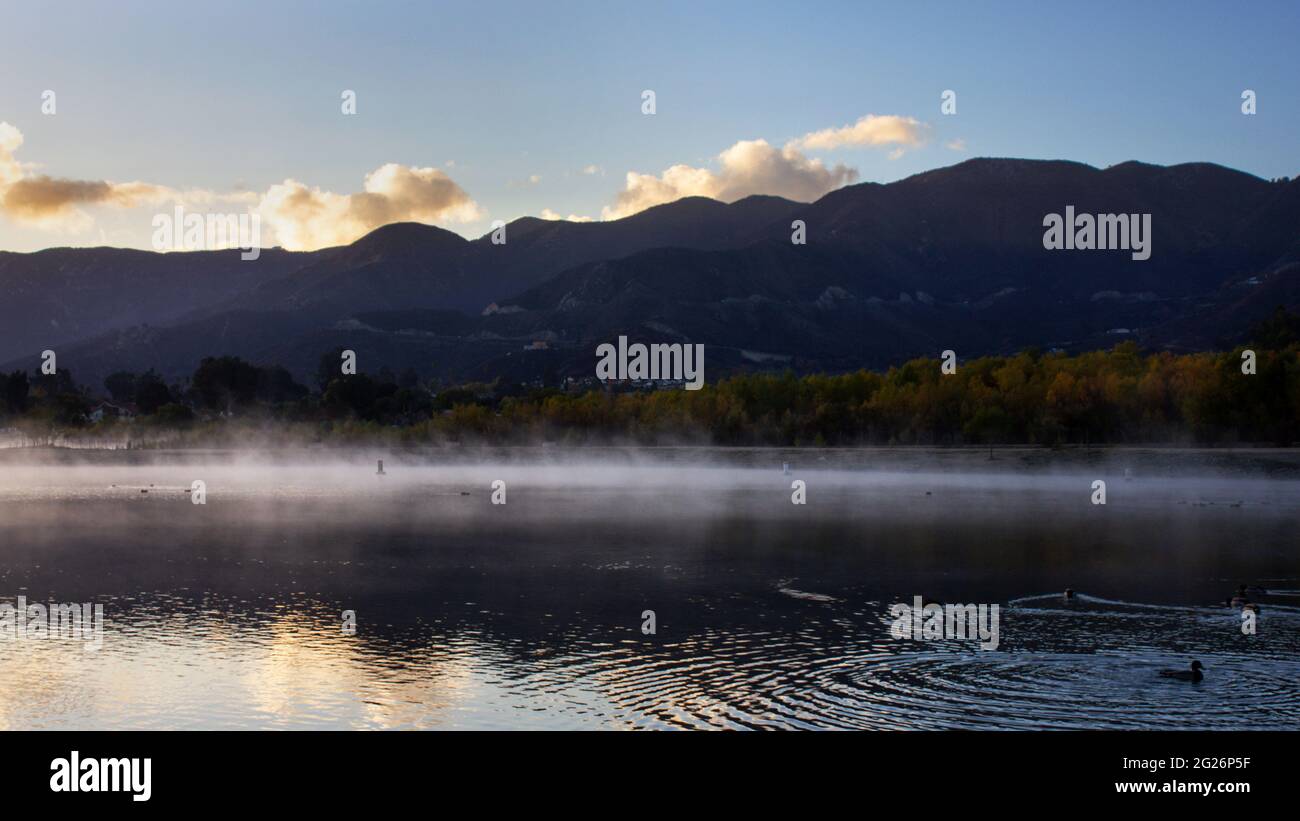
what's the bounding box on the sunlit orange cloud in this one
[599,114,931,220]
[0,122,248,232]
[602,138,858,220]
[256,163,483,251]
[0,122,482,248]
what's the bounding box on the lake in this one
[1,447,1297,729]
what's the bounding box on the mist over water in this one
[1,447,1297,729]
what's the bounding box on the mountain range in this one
[2,157,1297,390]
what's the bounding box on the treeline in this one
[0,349,505,434]
[490,342,1297,446]
[3,312,1299,446]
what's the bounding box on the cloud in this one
[540,208,594,223]
[256,163,483,251]
[602,138,857,220]
[3,177,175,221]
[787,114,929,152]
[946,138,967,152]
[581,164,602,176]
[600,114,929,219]
[508,173,543,189]
[1,122,480,248]
[0,122,187,229]
[0,122,24,187]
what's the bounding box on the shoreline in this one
[3,443,1300,477]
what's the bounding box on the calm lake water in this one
[1,447,1297,730]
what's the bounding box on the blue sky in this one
[0,0,1296,251]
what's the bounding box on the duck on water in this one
[1227,584,1264,612]
[1159,660,1204,682]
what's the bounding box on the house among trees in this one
[89,401,136,423]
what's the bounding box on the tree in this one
[153,403,195,427]
[30,368,77,398]
[255,365,308,404]
[192,356,261,411]
[104,371,139,404]
[134,370,174,414]
[1,371,29,414]
[53,393,91,427]
[323,374,380,418]
[1249,306,1300,350]
[315,347,350,393]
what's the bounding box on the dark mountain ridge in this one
[3,157,1297,388]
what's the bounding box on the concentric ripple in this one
[2,456,1298,729]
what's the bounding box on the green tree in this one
[192,356,261,411]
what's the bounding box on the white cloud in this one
[0,122,24,187]
[601,114,930,219]
[508,173,544,190]
[787,114,929,152]
[602,138,858,220]
[946,138,967,152]
[540,208,594,223]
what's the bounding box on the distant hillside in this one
[0,246,315,363]
[3,158,1297,388]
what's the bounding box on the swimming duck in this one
[1159,660,1204,682]
[1064,588,1075,600]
